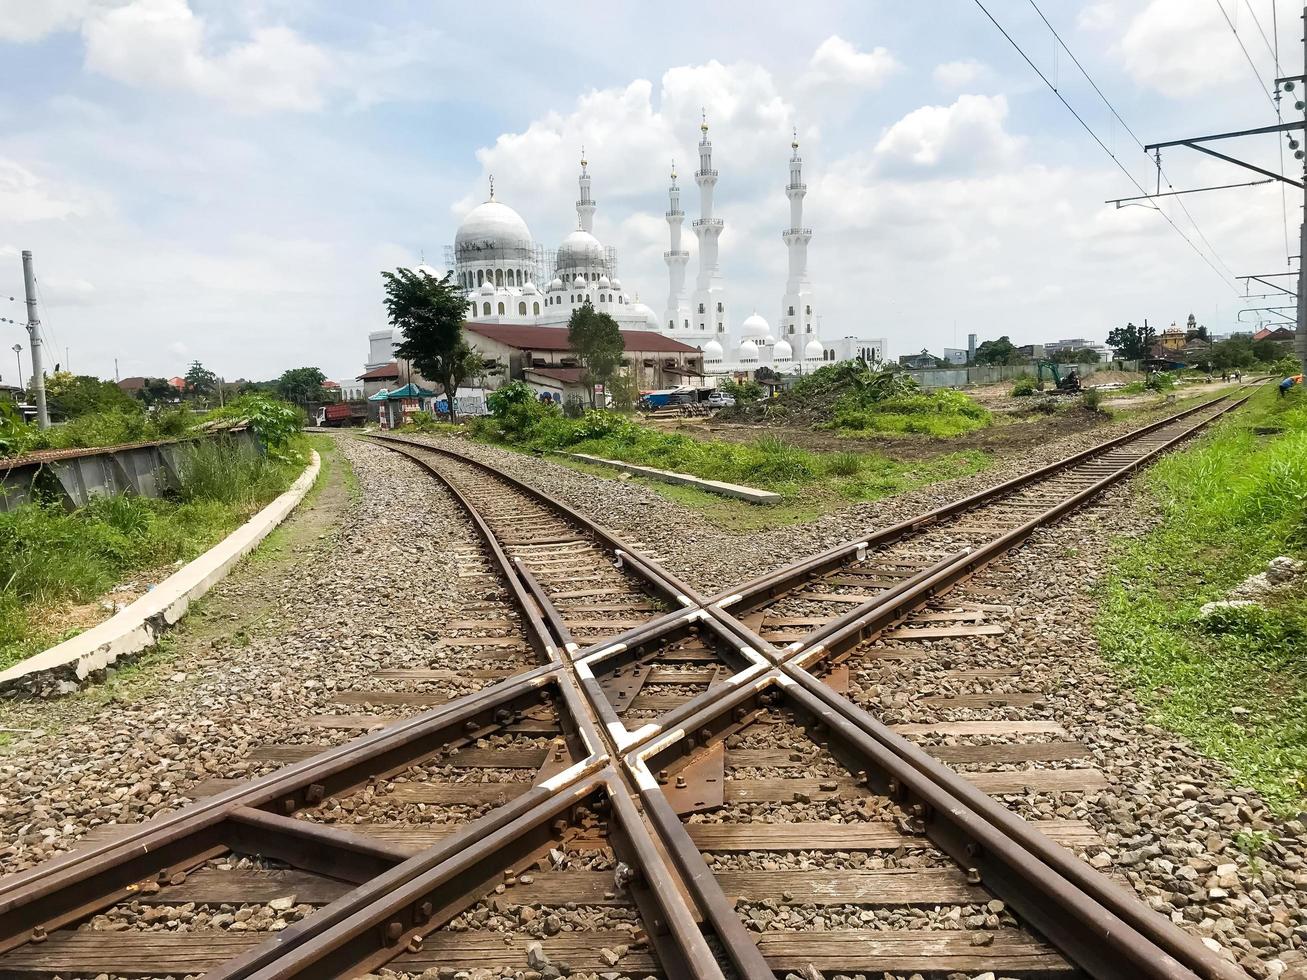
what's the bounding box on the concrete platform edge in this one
[0,450,322,697]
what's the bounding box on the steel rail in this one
[786,391,1254,669]
[706,390,1241,616]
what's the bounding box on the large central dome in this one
[455,200,533,251]
[556,228,605,265]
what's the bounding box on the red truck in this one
[314,402,367,427]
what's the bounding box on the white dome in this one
[628,301,655,322]
[773,338,793,361]
[740,313,770,339]
[610,278,622,290]
[478,281,495,295]
[572,275,585,287]
[737,339,759,362]
[804,338,824,360]
[415,263,440,278]
[704,339,724,360]
[456,200,532,252]
[598,274,611,288]
[549,277,564,290]
[523,281,539,295]
[558,229,605,266]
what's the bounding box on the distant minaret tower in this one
[663,160,691,334]
[692,110,727,340]
[781,128,815,340]
[576,148,596,233]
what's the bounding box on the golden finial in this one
[670,159,677,181]
[700,107,708,133]
[792,126,799,150]
[580,145,587,169]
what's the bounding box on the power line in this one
[1216,0,1277,104]
[1026,0,1240,280]
[978,0,1240,293]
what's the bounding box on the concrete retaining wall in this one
[906,360,1141,390]
[0,450,321,697]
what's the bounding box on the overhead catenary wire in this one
[975,0,1240,293]
[1025,0,1241,281]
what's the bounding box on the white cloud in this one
[1116,0,1248,96]
[873,94,1022,174]
[933,59,990,91]
[799,36,900,95]
[1077,3,1118,31]
[0,159,90,222]
[0,0,93,42]
[81,0,333,112]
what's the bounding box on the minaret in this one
[692,110,727,340]
[781,129,816,342]
[663,160,691,334]
[576,148,595,233]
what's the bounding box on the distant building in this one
[898,352,938,370]
[356,361,401,398]
[1016,344,1046,359]
[1252,326,1294,343]
[823,336,887,365]
[117,377,148,395]
[366,329,400,371]
[1157,323,1187,351]
[1044,338,1112,361]
[332,379,365,400]
[942,348,968,365]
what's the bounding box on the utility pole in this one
[21,250,49,429]
[1143,5,1307,376]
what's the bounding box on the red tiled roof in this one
[465,322,700,354]
[357,361,401,381]
[524,367,587,384]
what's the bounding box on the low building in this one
[464,321,702,393]
[1157,323,1187,351]
[942,348,968,365]
[357,361,401,398]
[1252,326,1295,344]
[821,336,888,365]
[898,352,938,370]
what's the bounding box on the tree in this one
[276,367,327,405]
[1209,336,1256,371]
[1053,347,1101,364]
[754,366,779,382]
[1186,324,1209,342]
[566,301,625,407]
[45,372,137,418]
[973,336,1022,366]
[384,267,479,422]
[1106,322,1156,360]
[721,378,763,402]
[184,361,218,400]
[137,377,176,407]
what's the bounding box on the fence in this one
[906,360,1141,390]
[0,429,260,513]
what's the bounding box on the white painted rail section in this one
[554,450,782,504]
[0,451,321,696]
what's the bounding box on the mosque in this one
[365,115,886,378]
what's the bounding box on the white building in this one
[368,117,851,380]
[820,336,888,366]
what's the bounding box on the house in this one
[168,377,186,390]
[1252,326,1295,344]
[1157,323,1187,351]
[898,352,938,370]
[356,361,402,398]
[117,376,148,395]
[463,322,702,396]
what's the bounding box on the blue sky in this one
[0,0,1299,382]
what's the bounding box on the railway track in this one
[0,391,1257,979]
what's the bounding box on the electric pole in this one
[1143,5,1307,376]
[21,250,49,429]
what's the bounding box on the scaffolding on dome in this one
[545,245,619,282]
[444,242,546,285]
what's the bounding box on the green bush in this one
[1144,372,1176,392]
[824,451,864,476]
[486,380,536,416]
[1081,387,1104,413]
[1011,376,1037,397]
[177,437,298,510]
[203,395,305,462]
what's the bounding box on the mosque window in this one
[788,306,795,316]
[805,305,812,315]
[497,302,506,314]
[516,269,523,287]
[716,302,723,313]
[699,322,705,330]
[477,270,484,286]
[805,325,812,333]
[518,302,527,315]
[788,325,794,335]
[717,322,724,332]
[669,320,674,329]
[618,296,623,304]
[698,303,705,314]
[683,319,689,329]
[533,302,540,315]
[482,302,491,315]
[495,269,503,287]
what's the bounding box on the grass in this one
[1095,385,1307,813]
[0,435,311,670]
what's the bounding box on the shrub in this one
[1011,376,1037,397]
[824,451,864,476]
[1081,387,1105,413]
[487,380,536,417]
[1144,372,1176,393]
[204,395,304,461]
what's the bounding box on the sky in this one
[0,0,1301,383]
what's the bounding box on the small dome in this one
[598,274,612,288]
[549,277,564,290]
[557,229,605,267]
[415,263,440,278]
[572,275,585,287]
[773,338,793,361]
[737,339,759,362]
[740,312,770,339]
[704,339,724,360]
[456,200,533,252]
[804,338,824,360]
[610,278,622,290]
[479,281,495,295]
[522,281,539,295]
